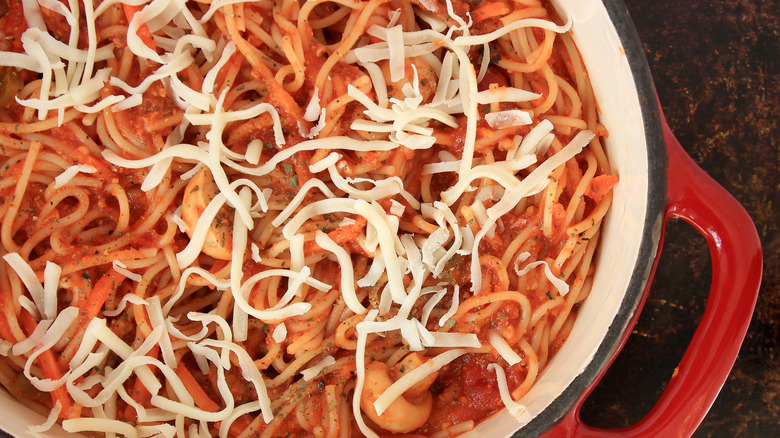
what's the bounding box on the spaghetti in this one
[0,0,617,436]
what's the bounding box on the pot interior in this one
[0,1,661,437]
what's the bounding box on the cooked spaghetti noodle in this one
[0,0,617,436]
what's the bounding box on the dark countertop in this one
[579,1,779,437]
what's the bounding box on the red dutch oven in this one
[0,0,762,437]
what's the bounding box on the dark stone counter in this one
[579,1,779,437]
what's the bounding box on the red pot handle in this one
[544,108,763,437]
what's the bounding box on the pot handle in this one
[545,109,763,437]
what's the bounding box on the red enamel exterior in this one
[542,105,763,437]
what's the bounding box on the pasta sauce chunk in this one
[0,0,617,436]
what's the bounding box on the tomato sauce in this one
[419,353,527,435]
[0,0,27,52]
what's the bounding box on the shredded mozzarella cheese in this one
[301,355,337,381]
[487,364,533,423]
[373,349,467,415]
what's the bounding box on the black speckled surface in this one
[579,1,779,437]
